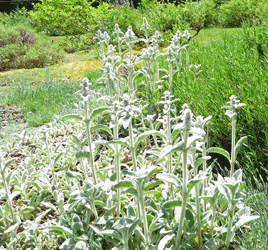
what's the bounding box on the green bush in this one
[219,0,259,27]
[183,0,218,27]
[29,0,93,36]
[0,18,64,71]
[138,0,188,42]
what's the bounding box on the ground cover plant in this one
[0,19,262,249]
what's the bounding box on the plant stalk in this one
[230,118,236,176]
[175,131,189,249]
[84,100,97,185]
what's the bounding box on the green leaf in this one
[127,205,136,217]
[200,238,223,250]
[110,172,117,182]
[94,200,106,207]
[89,107,109,121]
[99,229,121,241]
[158,234,175,250]
[40,202,57,211]
[114,181,134,189]
[4,158,16,168]
[157,173,181,187]
[122,187,138,197]
[145,180,164,192]
[75,151,91,160]
[144,190,162,195]
[106,139,128,148]
[4,221,20,234]
[46,226,73,237]
[65,171,83,180]
[91,124,112,135]
[19,206,35,215]
[207,147,230,161]
[163,200,182,209]
[135,130,166,148]
[54,152,63,165]
[128,219,140,237]
[234,136,247,159]
[105,206,116,216]
[213,182,231,201]
[187,173,209,193]
[149,212,164,234]
[62,114,83,120]
[195,156,211,169]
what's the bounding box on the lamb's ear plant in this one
[113,23,123,60]
[40,128,57,187]
[63,78,109,185]
[110,100,122,217]
[0,152,16,224]
[115,166,162,248]
[207,95,247,176]
[157,91,180,196]
[140,17,150,48]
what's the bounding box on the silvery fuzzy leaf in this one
[187,172,209,193]
[158,234,175,250]
[234,136,247,159]
[74,241,88,250]
[206,147,230,161]
[119,116,132,129]
[89,107,109,122]
[62,114,83,121]
[158,142,184,159]
[186,135,203,148]
[114,181,134,189]
[162,200,182,209]
[99,229,121,241]
[232,169,243,182]
[135,131,166,148]
[194,156,211,169]
[91,125,112,135]
[189,127,206,136]
[156,173,181,187]
[233,215,260,232]
[224,110,236,119]
[149,211,164,234]
[234,103,246,108]
[213,182,231,201]
[45,225,73,237]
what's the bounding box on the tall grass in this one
[1,80,80,126]
[163,28,268,180]
[237,174,268,249]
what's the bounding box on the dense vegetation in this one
[0,12,64,71]
[0,0,268,249]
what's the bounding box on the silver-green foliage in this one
[0,18,260,250]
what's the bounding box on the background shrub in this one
[0,13,64,71]
[183,0,218,27]
[218,0,258,27]
[29,0,92,36]
[138,0,188,42]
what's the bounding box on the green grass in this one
[237,174,268,249]
[0,80,80,127]
[192,27,242,43]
